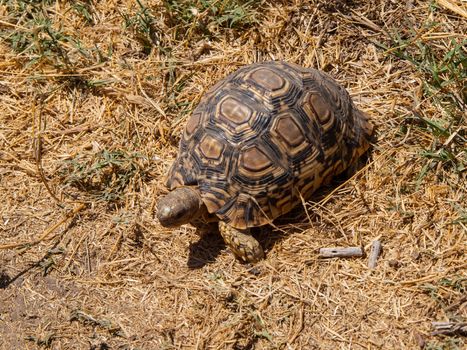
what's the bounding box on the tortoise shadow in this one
[187,232,226,268]
[186,224,298,269]
[186,216,307,269]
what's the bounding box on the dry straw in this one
[0,1,465,349]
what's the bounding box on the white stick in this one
[368,240,382,269]
[318,247,364,258]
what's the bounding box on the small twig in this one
[70,309,123,335]
[136,74,166,118]
[319,247,364,258]
[431,321,467,336]
[288,303,305,344]
[62,229,90,272]
[349,10,384,33]
[368,240,382,269]
[50,124,95,135]
[445,296,467,312]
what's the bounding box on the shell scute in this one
[248,67,286,91]
[198,135,224,160]
[219,96,253,124]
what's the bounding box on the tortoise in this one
[157,61,373,262]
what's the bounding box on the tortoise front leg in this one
[218,221,264,263]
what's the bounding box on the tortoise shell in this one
[166,61,373,229]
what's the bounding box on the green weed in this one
[120,0,161,55]
[119,0,260,53]
[164,0,260,40]
[59,150,147,202]
[420,277,466,349]
[1,0,108,69]
[382,34,466,117]
[72,1,95,24]
[252,311,273,342]
[420,276,466,315]
[450,207,466,225]
[439,277,466,294]
[425,337,464,350]
[377,13,466,188]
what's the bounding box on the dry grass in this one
[0,0,466,349]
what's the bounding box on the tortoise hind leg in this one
[218,222,264,263]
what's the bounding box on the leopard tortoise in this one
[157,61,373,262]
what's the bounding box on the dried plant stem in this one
[62,229,90,272]
[436,0,467,18]
[33,99,61,204]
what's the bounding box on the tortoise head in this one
[156,187,204,227]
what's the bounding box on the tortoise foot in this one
[218,222,264,263]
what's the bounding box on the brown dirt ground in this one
[0,1,466,349]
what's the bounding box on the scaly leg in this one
[218,221,264,263]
